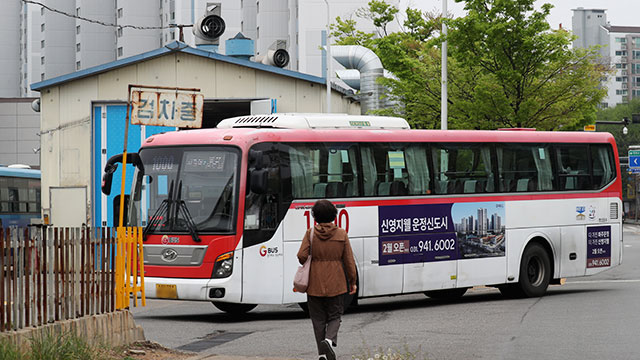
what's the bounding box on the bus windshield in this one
[128,146,240,235]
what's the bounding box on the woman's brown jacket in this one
[297,222,357,297]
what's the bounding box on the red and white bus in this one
[103,114,623,314]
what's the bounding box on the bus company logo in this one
[576,206,586,221]
[161,235,180,245]
[588,205,596,220]
[259,246,281,257]
[161,248,179,262]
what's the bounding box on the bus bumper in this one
[143,276,241,302]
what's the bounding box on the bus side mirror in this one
[250,169,268,194]
[102,163,117,195]
[101,153,143,195]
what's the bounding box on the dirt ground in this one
[120,341,195,360]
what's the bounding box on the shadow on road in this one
[136,285,609,324]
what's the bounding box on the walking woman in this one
[297,199,357,360]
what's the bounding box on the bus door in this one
[241,144,285,304]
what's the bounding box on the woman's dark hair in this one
[311,199,337,223]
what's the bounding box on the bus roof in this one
[216,113,410,130]
[0,167,41,179]
[143,127,617,150]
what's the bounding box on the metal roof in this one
[603,25,640,34]
[31,41,353,95]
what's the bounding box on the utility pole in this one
[441,0,448,130]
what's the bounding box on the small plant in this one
[0,338,24,360]
[352,344,426,360]
[28,330,117,360]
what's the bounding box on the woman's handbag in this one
[293,228,313,293]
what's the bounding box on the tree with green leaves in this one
[331,0,611,130]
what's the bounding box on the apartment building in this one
[2,0,385,98]
[572,8,640,107]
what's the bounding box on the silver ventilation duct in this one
[331,45,384,114]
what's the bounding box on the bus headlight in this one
[213,252,234,278]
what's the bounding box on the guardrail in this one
[0,227,144,332]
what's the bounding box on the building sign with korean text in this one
[130,89,204,128]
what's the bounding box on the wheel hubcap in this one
[527,257,544,286]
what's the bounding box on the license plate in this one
[156,284,178,299]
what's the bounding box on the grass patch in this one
[0,331,119,360]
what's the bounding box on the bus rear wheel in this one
[502,243,551,298]
[211,302,257,314]
[424,287,468,300]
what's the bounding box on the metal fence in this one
[0,227,144,332]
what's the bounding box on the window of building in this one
[76,7,80,16]
[257,1,259,13]
[257,26,259,38]
[241,21,243,33]
[615,37,627,43]
[622,83,628,89]
[634,63,640,74]
[117,28,122,37]
[41,73,44,81]
[635,77,640,85]
[40,56,44,65]
[76,25,80,34]
[616,89,628,96]
[41,23,44,32]
[40,7,44,15]
[615,50,627,56]
[616,76,627,82]
[40,40,44,48]
[600,102,608,108]
[634,50,640,59]
[117,47,123,57]
[171,12,175,20]
[117,8,123,18]
[171,31,175,40]
[622,70,628,76]
[634,37,640,47]
[76,61,81,70]
[615,63,627,69]
[76,43,80,52]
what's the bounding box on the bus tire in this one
[211,302,257,314]
[511,243,551,298]
[424,287,468,300]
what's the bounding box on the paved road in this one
[131,224,640,360]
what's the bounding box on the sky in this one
[404,0,640,31]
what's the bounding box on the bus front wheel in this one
[212,302,257,314]
[502,243,551,298]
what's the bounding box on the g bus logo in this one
[259,246,280,257]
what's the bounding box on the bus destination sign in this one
[131,90,204,128]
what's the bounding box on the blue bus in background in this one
[0,166,41,228]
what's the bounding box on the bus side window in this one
[244,143,282,248]
[288,143,359,199]
[497,144,553,192]
[361,143,429,196]
[590,145,615,189]
[556,145,591,191]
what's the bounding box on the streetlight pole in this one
[441,0,448,130]
[324,0,332,113]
